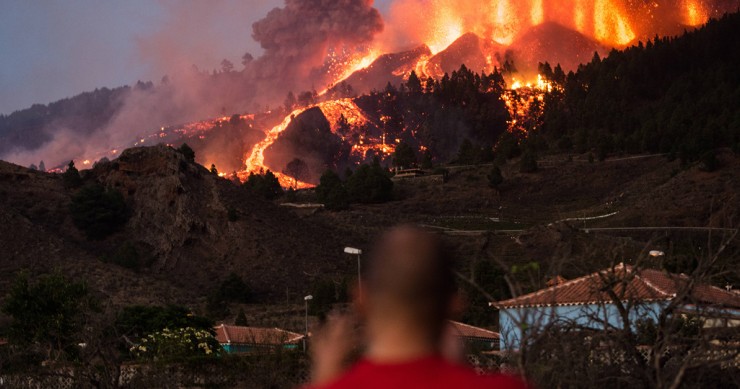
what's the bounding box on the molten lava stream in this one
[240,106,315,189]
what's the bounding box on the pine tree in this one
[316,170,349,210]
[488,166,504,188]
[407,70,422,94]
[234,309,248,326]
[393,142,416,169]
[63,161,82,189]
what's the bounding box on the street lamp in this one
[344,247,363,294]
[649,250,665,257]
[304,295,313,351]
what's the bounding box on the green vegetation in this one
[129,327,221,361]
[234,308,249,326]
[393,141,417,168]
[345,163,394,204]
[116,305,213,339]
[309,278,349,319]
[462,260,510,326]
[0,86,132,156]
[284,157,309,186]
[316,162,393,209]
[62,160,82,189]
[351,64,510,163]
[316,169,349,210]
[456,139,495,165]
[207,273,252,318]
[69,183,129,240]
[538,13,740,163]
[488,165,503,189]
[2,272,93,360]
[243,170,283,200]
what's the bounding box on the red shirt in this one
[306,356,529,389]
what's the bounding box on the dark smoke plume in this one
[1,0,384,169]
[250,0,384,98]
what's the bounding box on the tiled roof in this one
[493,263,740,309]
[214,324,304,345]
[449,320,500,340]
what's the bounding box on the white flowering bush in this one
[130,327,221,361]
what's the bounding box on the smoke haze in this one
[2,0,739,169]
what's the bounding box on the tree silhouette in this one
[284,158,309,186]
[62,160,82,188]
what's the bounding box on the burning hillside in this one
[5,0,738,188]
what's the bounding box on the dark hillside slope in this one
[0,145,357,307]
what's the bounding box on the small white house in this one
[492,263,740,350]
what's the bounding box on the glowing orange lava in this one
[238,98,389,188]
[593,0,635,45]
[381,0,720,53]
[683,0,709,26]
[239,106,311,188]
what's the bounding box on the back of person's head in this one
[364,225,457,341]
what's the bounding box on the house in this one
[393,168,425,178]
[491,263,740,350]
[214,324,305,354]
[449,320,500,352]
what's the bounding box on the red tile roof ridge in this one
[493,263,740,309]
[215,324,305,345]
[495,263,618,307]
[633,272,676,298]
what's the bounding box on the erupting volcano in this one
[221,0,736,187]
[28,0,738,188]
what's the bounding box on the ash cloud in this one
[1,0,384,169]
[250,0,384,100]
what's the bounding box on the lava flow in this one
[385,0,731,56]
[238,106,311,188]
[238,98,386,188]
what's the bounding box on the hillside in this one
[0,145,358,309]
[0,144,737,332]
[304,150,739,302]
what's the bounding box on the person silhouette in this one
[304,225,529,389]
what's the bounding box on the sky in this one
[0,0,393,115]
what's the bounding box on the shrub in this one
[488,166,503,188]
[62,161,82,189]
[316,170,349,210]
[244,170,283,200]
[70,184,129,240]
[207,273,252,318]
[2,272,92,360]
[116,305,213,339]
[345,164,393,204]
[130,327,221,361]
